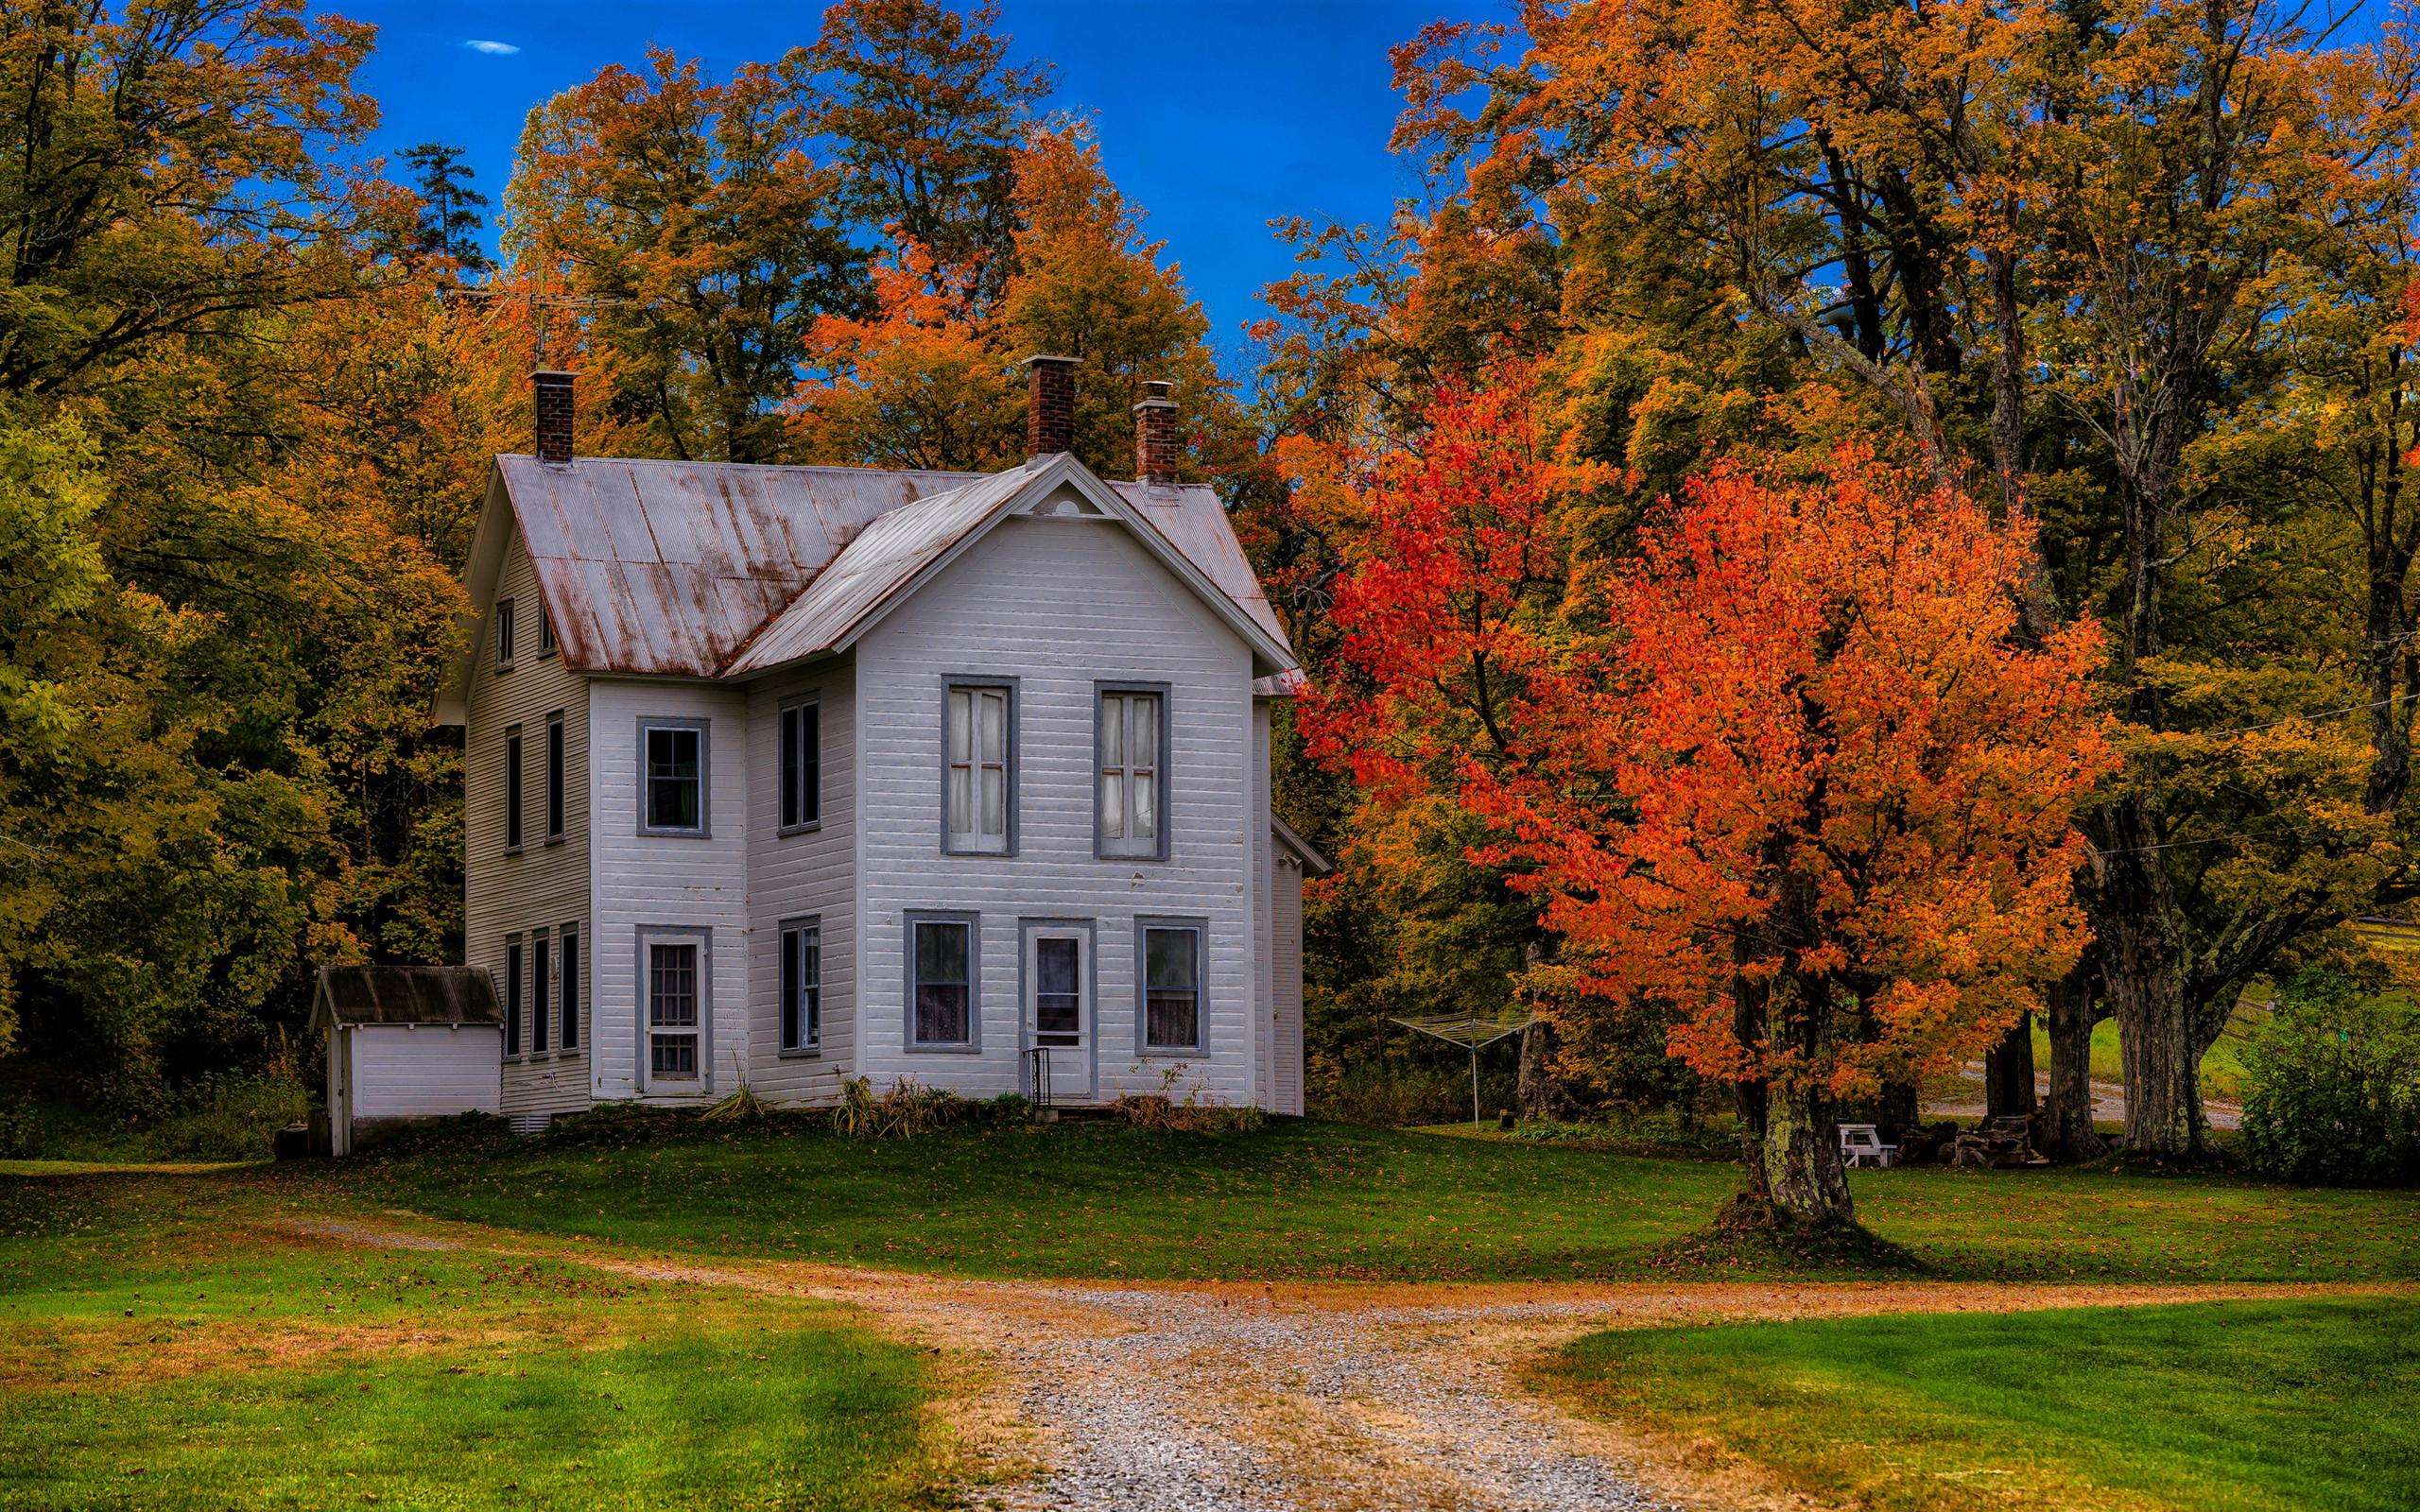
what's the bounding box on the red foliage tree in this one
[1312,376,2117,1226]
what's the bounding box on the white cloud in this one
[463,39,520,56]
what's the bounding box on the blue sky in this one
[346,1,1455,368]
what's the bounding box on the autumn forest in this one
[6,0,2420,1229]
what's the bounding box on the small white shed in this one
[312,966,503,1156]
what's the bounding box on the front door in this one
[1024,924,1091,1103]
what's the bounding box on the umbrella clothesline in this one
[1390,1011,1535,1127]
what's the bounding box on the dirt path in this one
[272,1213,2393,1512]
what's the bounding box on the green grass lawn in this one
[0,1169,949,1511]
[311,1115,2420,1283]
[2029,1012,2257,1102]
[1536,1296,2420,1512]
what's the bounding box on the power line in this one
[2119,689,2419,751]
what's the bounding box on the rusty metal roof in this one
[311,966,503,1030]
[486,455,1292,682]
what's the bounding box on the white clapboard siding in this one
[1251,701,1274,1108]
[462,525,594,1118]
[853,513,1260,1105]
[1271,855,1307,1117]
[351,1025,505,1117]
[587,676,752,1104]
[743,657,857,1104]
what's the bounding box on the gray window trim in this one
[495,596,516,672]
[503,934,525,1059]
[544,711,567,844]
[558,922,582,1056]
[1093,681,1172,862]
[504,724,525,853]
[1019,917,1098,1096]
[636,716,712,837]
[634,924,715,1095]
[777,693,823,836]
[940,677,1019,857]
[531,930,552,1056]
[1135,915,1209,1057]
[778,913,823,1057]
[904,909,981,1053]
[536,603,556,657]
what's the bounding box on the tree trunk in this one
[2038,960,2108,1161]
[2092,796,2207,1158]
[1983,1011,2037,1120]
[1876,1080,1919,1143]
[1515,1018,1556,1121]
[1754,1079,1854,1227]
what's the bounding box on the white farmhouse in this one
[426,357,1326,1131]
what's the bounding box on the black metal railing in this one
[1022,1046,1052,1109]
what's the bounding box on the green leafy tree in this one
[400,142,494,275]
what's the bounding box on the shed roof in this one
[443,454,1293,712]
[311,967,503,1031]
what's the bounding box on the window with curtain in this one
[1098,691,1163,857]
[781,920,821,1053]
[944,686,1011,853]
[1141,924,1201,1052]
[911,917,974,1045]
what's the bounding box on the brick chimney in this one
[1024,354,1078,460]
[531,369,577,464]
[1133,380,1179,486]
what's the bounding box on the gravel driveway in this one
[285,1217,2362,1512]
[970,1286,1678,1512]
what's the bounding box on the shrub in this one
[832,1076,977,1139]
[2239,971,2420,1187]
[0,1091,37,1159]
[1315,1058,1515,1126]
[1111,1063,1268,1133]
[151,1070,310,1160]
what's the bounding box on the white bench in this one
[1837,1123,1897,1169]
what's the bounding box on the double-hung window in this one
[531,933,551,1054]
[503,936,524,1057]
[1138,919,1204,1054]
[943,684,1011,854]
[640,719,707,834]
[544,713,566,841]
[495,597,516,671]
[908,914,976,1048]
[780,919,821,1053]
[779,698,821,832]
[646,938,701,1083]
[559,925,580,1051]
[504,726,525,850]
[537,605,556,657]
[1098,688,1166,859]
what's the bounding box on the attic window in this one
[1024,491,1106,519]
[537,605,556,657]
[495,597,516,670]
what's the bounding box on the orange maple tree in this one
[1311,376,2116,1224]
